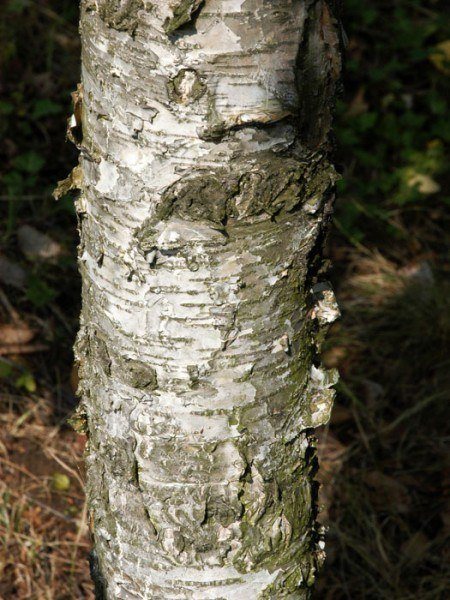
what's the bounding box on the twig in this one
[45,448,85,489]
[0,287,20,321]
[0,456,42,484]
[0,343,49,355]
[0,484,78,524]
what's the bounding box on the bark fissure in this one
[75,0,341,597]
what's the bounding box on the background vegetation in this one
[0,0,449,598]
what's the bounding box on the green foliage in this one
[0,361,14,379]
[12,151,45,174]
[15,371,37,393]
[0,360,37,393]
[25,273,57,308]
[0,0,80,315]
[7,0,32,14]
[0,0,79,213]
[335,0,450,243]
[31,99,63,120]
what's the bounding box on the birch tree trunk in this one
[73,1,342,598]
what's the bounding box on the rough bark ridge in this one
[75,1,341,598]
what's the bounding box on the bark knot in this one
[168,69,206,105]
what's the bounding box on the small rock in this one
[0,256,26,288]
[17,225,62,262]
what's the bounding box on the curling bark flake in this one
[74,0,342,597]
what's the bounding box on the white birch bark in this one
[73,1,342,598]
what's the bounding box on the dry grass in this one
[0,389,92,599]
[1,243,448,599]
[315,247,450,599]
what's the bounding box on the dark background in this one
[0,1,449,598]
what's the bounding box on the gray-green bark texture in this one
[72,1,342,598]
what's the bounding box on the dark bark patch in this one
[158,173,239,226]
[116,358,158,390]
[88,550,107,600]
[93,335,112,376]
[150,153,337,227]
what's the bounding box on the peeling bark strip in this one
[76,1,341,598]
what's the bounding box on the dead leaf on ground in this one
[407,172,441,195]
[347,86,369,117]
[429,40,450,75]
[322,345,347,368]
[0,322,36,346]
[331,403,353,425]
[363,470,411,514]
[318,432,348,482]
[401,531,430,563]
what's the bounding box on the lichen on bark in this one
[97,0,144,34]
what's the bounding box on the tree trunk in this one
[75,1,341,598]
